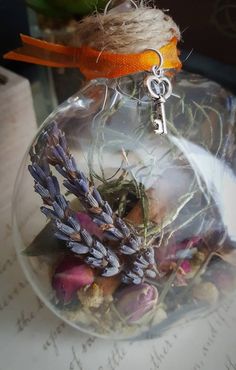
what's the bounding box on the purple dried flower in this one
[115,283,158,323]
[132,266,144,277]
[85,256,104,268]
[52,257,94,304]
[34,183,50,199]
[63,179,77,192]
[92,218,105,227]
[121,246,157,284]
[55,143,66,161]
[90,247,104,259]
[51,146,63,162]
[97,212,113,225]
[33,163,47,181]
[67,216,81,233]
[80,228,93,247]
[135,255,149,267]
[106,250,120,267]
[86,193,99,208]
[28,164,43,183]
[105,227,124,240]
[55,164,67,177]
[77,179,89,194]
[145,269,157,279]
[28,122,160,283]
[54,231,71,241]
[123,276,142,285]
[46,176,57,199]
[40,206,57,219]
[68,241,89,254]
[93,241,107,256]
[52,176,60,195]
[65,156,75,173]
[120,245,136,255]
[56,194,68,211]
[52,201,64,219]
[92,188,104,206]
[126,270,141,280]
[102,266,120,277]
[103,201,113,217]
[115,217,130,237]
[143,249,155,264]
[55,220,75,236]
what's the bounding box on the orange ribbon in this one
[4,34,181,80]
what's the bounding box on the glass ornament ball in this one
[13,71,236,339]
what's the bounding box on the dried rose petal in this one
[52,256,94,304]
[115,283,158,323]
[180,260,191,274]
[76,212,103,240]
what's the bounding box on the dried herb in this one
[28,122,157,283]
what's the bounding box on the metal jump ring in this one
[145,48,163,74]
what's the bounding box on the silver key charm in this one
[145,53,172,135]
[153,95,167,134]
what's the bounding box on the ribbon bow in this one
[4,34,181,80]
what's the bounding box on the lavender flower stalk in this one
[29,121,157,283]
[28,160,120,276]
[43,123,140,251]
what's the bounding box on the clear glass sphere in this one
[13,71,236,339]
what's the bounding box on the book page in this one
[1,67,236,370]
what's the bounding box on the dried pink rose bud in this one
[115,283,158,323]
[52,257,94,304]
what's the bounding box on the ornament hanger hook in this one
[104,0,138,15]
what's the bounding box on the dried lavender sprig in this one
[42,122,144,257]
[122,247,157,284]
[29,160,121,276]
[30,122,158,284]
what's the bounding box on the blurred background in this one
[0,0,236,123]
